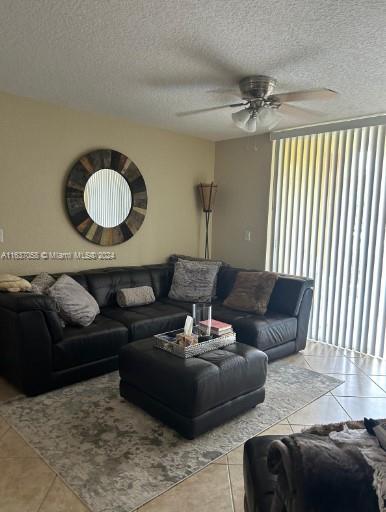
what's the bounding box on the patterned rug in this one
[0,364,341,512]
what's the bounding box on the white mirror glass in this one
[84,169,132,228]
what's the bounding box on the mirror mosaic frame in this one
[66,149,147,246]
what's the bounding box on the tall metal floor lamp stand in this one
[198,182,218,259]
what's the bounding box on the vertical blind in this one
[266,124,386,358]
[84,169,132,228]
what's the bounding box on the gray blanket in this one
[267,419,383,512]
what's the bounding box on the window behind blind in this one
[266,124,386,358]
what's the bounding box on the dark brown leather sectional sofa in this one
[0,263,313,396]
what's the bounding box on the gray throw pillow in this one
[47,274,100,327]
[168,254,229,266]
[168,259,220,303]
[117,286,155,308]
[177,258,221,298]
[30,272,56,294]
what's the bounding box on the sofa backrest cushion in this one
[24,265,174,309]
[216,267,239,301]
[147,264,174,298]
[86,268,152,308]
[83,264,173,307]
[268,276,314,316]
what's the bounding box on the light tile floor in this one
[1,340,385,512]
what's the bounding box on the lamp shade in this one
[258,108,281,130]
[198,182,218,212]
[232,108,250,130]
[245,116,257,132]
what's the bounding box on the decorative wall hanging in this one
[66,149,147,246]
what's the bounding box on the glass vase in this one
[192,303,212,342]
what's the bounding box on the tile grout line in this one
[36,473,57,512]
[368,375,386,393]
[0,425,10,440]
[326,353,353,421]
[226,462,236,512]
[330,392,353,421]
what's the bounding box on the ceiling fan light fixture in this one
[232,108,251,129]
[245,115,257,133]
[258,107,281,130]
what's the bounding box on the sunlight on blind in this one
[266,125,386,358]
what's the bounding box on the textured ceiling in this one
[0,0,385,141]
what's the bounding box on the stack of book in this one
[199,319,234,337]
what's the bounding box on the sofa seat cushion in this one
[161,300,254,324]
[119,338,267,417]
[52,315,128,371]
[102,301,188,341]
[159,297,194,312]
[233,313,297,351]
[211,304,253,324]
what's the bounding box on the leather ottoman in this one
[119,338,268,439]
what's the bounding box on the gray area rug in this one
[0,364,341,512]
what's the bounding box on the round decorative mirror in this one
[66,149,147,245]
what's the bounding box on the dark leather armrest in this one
[0,292,63,343]
[0,291,57,313]
[244,435,283,512]
[295,287,313,351]
[0,305,54,395]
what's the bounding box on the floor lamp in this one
[198,182,218,259]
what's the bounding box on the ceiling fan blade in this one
[272,88,337,103]
[279,103,325,120]
[177,103,246,117]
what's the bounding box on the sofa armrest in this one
[0,305,54,395]
[0,292,57,313]
[0,293,64,395]
[244,435,282,512]
[295,287,313,351]
[0,292,63,343]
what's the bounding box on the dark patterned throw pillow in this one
[223,271,278,315]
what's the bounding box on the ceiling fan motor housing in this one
[239,75,277,100]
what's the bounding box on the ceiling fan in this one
[177,75,337,132]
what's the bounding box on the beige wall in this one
[0,92,214,274]
[212,134,272,269]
